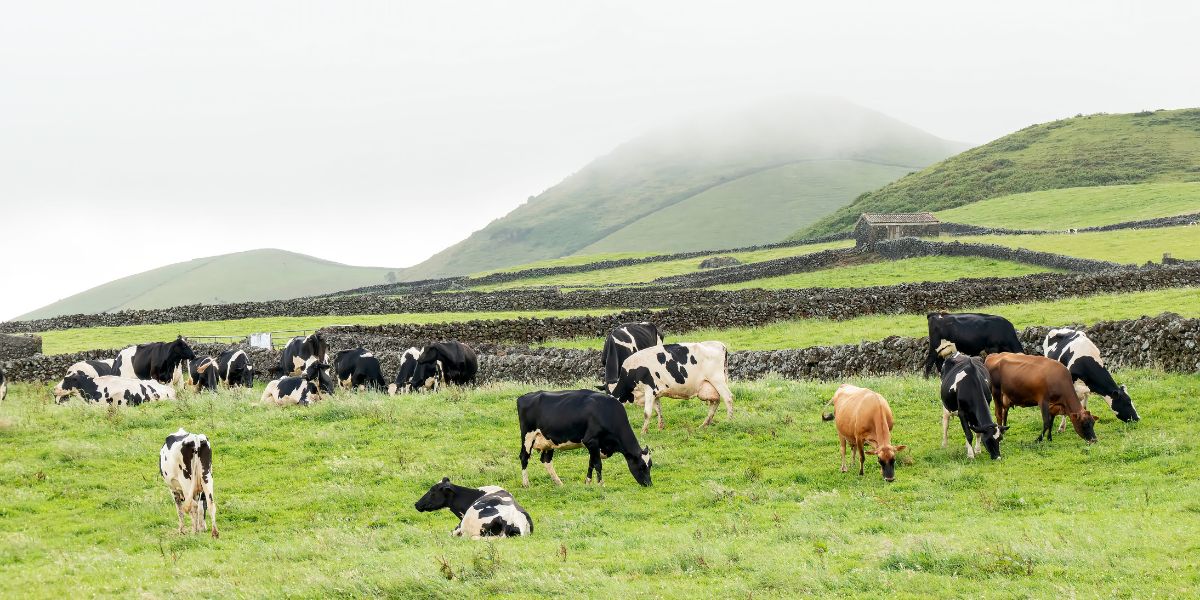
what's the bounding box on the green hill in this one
[934,182,1200,229]
[403,97,966,279]
[18,249,402,320]
[794,108,1200,238]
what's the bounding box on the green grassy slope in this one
[19,249,403,320]
[709,256,1058,291]
[951,225,1200,264]
[795,108,1200,238]
[935,182,1200,229]
[577,160,914,254]
[405,97,966,279]
[1,372,1195,597]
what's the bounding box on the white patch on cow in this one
[361,352,373,358]
[114,346,138,378]
[949,370,967,392]
[965,440,976,459]
[524,429,582,452]
[618,341,733,431]
[0,382,6,404]
[1044,328,1103,370]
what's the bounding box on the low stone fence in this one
[0,334,41,361]
[939,211,1200,237]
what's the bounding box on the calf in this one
[279,333,329,376]
[260,359,327,406]
[601,322,662,393]
[939,349,1002,460]
[333,348,387,392]
[159,428,218,538]
[187,357,220,393]
[66,359,117,379]
[821,384,907,481]
[216,349,254,388]
[517,389,652,487]
[414,478,533,538]
[1044,328,1139,427]
[610,341,733,433]
[388,347,422,395]
[113,337,196,385]
[986,352,1097,443]
[53,373,176,405]
[924,312,1023,377]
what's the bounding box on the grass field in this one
[952,225,1200,265]
[37,309,618,355]
[1,371,1195,598]
[709,256,1057,291]
[935,182,1200,229]
[546,288,1200,351]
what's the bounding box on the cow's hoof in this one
[211,528,220,539]
[840,467,847,473]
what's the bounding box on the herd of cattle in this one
[0,310,1142,539]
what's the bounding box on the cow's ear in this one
[895,445,907,452]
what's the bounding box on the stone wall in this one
[0,334,42,361]
[939,211,1200,237]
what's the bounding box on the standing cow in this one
[1044,328,1139,427]
[159,428,218,538]
[609,341,733,433]
[409,342,477,392]
[924,312,1023,377]
[333,348,387,391]
[986,352,1097,443]
[279,333,329,376]
[388,347,422,395]
[414,478,533,538]
[114,337,196,385]
[821,384,907,481]
[216,349,254,388]
[939,346,1002,460]
[517,389,652,487]
[601,322,662,393]
[53,373,176,405]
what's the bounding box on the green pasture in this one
[709,256,1057,291]
[951,225,1200,265]
[935,182,1200,229]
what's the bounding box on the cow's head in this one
[171,337,197,362]
[297,381,318,406]
[53,373,87,402]
[239,363,255,388]
[410,359,443,392]
[972,423,1003,459]
[624,446,653,486]
[414,477,456,511]
[1070,411,1098,443]
[865,444,907,482]
[301,359,329,382]
[1108,385,1139,423]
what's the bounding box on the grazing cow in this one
[985,352,1097,443]
[1044,328,1139,427]
[610,341,733,433]
[53,373,176,405]
[924,312,1024,377]
[260,359,327,406]
[939,347,1002,460]
[333,348,387,391]
[388,347,422,395]
[159,428,218,538]
[114,337,196,385]
[216,349,254,388]
[414,478,533,538]
[821,384,907,481]
[409,342,477,392]
[601,322,663,392]
[279,333,329,376]
[517,389,652,487]
[187,357,220,393]
[66,359,117,379]
[0,367,6,404]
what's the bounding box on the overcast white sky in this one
[2,1,1198,319]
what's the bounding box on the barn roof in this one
[858,212,939,225]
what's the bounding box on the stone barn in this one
[854,213,940,247]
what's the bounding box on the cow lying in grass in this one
[217,349,254,388]
[414,478,532,538]
[159,428,218,538]
[261,359,327,406]
[822,384,906,481]
[53,372,176,406]
[188,357,220,393]
[610,341,733,433]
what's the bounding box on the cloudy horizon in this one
[3,1,1198,319]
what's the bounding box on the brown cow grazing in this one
[985,352,1098,443]
[821,384,907,481]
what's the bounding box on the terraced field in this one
[708,256,1057,291]
[935,182,1200,229]
[950,225,1200,264]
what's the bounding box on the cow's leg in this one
[540,450,563,486]
[715,379,734,419]
[584,443,603,485]
[519,432,532,488]
[839,437,848,472]
[958,414,976,459]
[172,489,187,534]
[204,483,218,539]
[654,397,665,430]
[856,441,865,476]
[1039,401,1055,442]
[641,387,655,434]
[941,408,952,448]
[701,399,718,428]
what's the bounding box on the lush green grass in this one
[38,309,618,355]
[709,256,1057,291]
[20,249,403,321]
[468,239,854,291]
[952,225,1200,265]
[1,371,1195,598]
[547,288,1200,351]
[471,252,657,277]
[935,182,1200,229]
[798,107,1200,237]
[577,160,915,254]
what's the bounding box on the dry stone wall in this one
[0,334,41,361]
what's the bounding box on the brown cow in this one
[821,384,907,481]
[985,352,1097,443]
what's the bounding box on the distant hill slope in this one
[403,97,966,279]
[794,108,1200,238]
[19,249,401,320]
[934,182,1200,229]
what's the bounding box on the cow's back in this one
[832,385,887,441]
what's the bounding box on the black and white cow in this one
[0,366,6,404]
[260,359,327,406]
[1044,328,1139,426]
[66,359,117,379]
[187,357,220,393]
[939,352,1002,460]
[216,349,254,388]
[409,342,477,392]
[517,389,652,487]
[53,373,176,406]
[609,341,733,433]
[114,337,196,385]
[414,478,533,538]
[333,348,387,391]
[159,428,218,538]
[279,333,329,376]
[388,347,422,395]
[924,312,1023,377]
[601,322,663,393]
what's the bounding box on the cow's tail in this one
[821,397,836,421]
